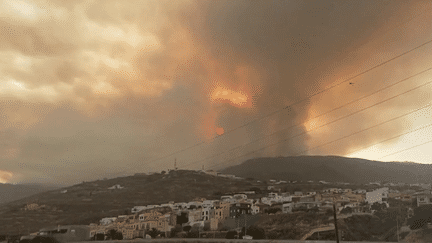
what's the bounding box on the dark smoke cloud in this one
[0,0,431,184]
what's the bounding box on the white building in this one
[187,201,202,209]
[131,206,147,213]
[251,204,260,215]
[202,200,214,208]
[343,189,352,193]
[100,217,117,225]
[201,208,210,221]
[204,170,219,176]
[354,189,367,194]
[282,203,293,213]
[233,194,247,201]
[260,197,272,206]
[366,187,389,204]
[108,184,124,190]
[174,202,188,210]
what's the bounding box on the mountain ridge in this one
[0,183,61,205]
[220,156,431,184]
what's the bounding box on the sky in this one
[1,0,432,185]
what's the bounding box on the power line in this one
[295,103,432,156]
[180,67,432,169]
[378,139,432,160]
[344,121,432,158]
[204,78,432,170]
[146,36,432,167]
[143,9,432,167]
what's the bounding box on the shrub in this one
[225,231,237,239]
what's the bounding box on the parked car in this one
[243,235,253,239]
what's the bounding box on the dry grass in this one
[0,170,258,235]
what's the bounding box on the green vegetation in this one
[408,205,432,230]
[105,229,122,240]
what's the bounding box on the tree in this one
[183,226,191,232]
[114,232,123,240]
[371,202,386,212]
[148,228,160,238]
[340,207,353,214]
[30,236,58,243]
[176,212,188,225]
[249,187,262,194]
[225,230,237,239]
[93,233,104,241]
[409,204,432,230]
[106,229,122,240]
[247,226,266,239]
[266,207,282,214]
[170,225,183,238]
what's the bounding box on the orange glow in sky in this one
[216,127,224,136]
[0,170,13,184]
[211,86,251,108]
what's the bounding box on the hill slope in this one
[0,170,258,235]
[220,156,432,184]
[0,183,60,205]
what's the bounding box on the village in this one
[51,169,428,240]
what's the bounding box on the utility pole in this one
[244,214,247,237]
[174,158,177,170]
[396,206,401,242]
[397,216,399,242]
[333,198,340,243]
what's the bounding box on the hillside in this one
[0,183,60,205]
[0,170,259,235]
[220,156,432,184]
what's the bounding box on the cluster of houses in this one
[84,170,432,240]
[89,184,419,239]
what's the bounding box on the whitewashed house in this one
[366,187,389,205]
[251,204,260,215]
[221,195,233,201]
[100,217,117,225]
[131,206,148,213]
[108,184,124,190]
[282,203,293,213]
[233,194,247,201]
